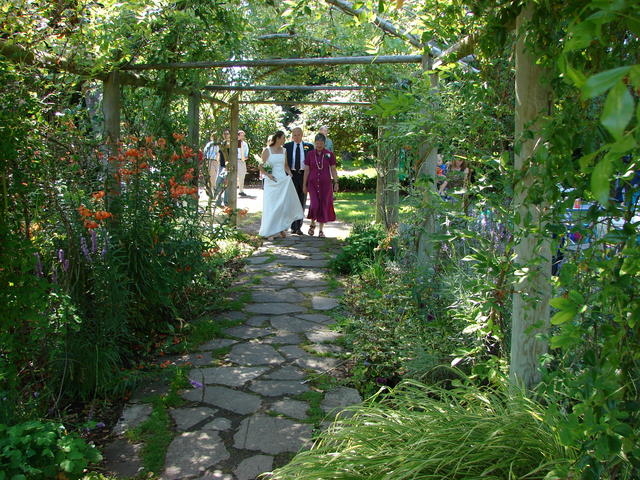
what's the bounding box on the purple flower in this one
[90,230,97,254]
[34,252,43,277]
[62,259,70,272]
[96,422,106,428]
[189,379,203,389]
[58,249,65,263]
[80,236,92,262]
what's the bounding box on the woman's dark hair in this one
[314,133,326,143]
[269,130,285,146]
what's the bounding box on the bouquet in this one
[262,162,273,175]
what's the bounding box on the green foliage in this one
[0,421,102,480]
[329,223,388,275]
[272,380,575,480]
[337,174,377,192]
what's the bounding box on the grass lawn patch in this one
[333,192,376,224]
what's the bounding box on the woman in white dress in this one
[258,131,304,239]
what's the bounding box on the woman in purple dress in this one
[303,133,339,237]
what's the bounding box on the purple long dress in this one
[305,148,336,223]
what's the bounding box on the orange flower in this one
[92,190,106,200]
[172,133,185,141]
[145,135,154,145]
[238,208,248,216]
[181,145,194,158]
[223,206,233,215]
[94,210,112,220]
[156,138,167,149]
[125,148,140,158]
[138,161,149,169]
[84,220,99,229]
[171,152,180,162]
[78,205,93,217]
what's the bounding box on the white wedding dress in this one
[258,147,304,237]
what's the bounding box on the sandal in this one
[308,224,316,236]
[318,231,325,238]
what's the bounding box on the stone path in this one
[104,231,362,480]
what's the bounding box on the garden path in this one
[103,229,361,480]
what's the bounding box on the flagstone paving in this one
[103,233,364,479]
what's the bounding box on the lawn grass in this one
[333,192,376,224]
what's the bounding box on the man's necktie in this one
[294,144,301,171]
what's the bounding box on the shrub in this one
[0,421,102,480]
[329,223,388,275]
[271,381,575,480]
[338,174,376,192]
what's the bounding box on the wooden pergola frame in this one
[99,53,428,222]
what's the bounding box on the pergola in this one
[98,53,439,222]
[0,0,555,388]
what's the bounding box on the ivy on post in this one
[509,1,552,391]
[227,95,239,225]
[375,126,384,223]
[103,70,122,221]
[188,91,201,213]
[415,52,440,270]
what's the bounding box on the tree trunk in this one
[509,1,552,390]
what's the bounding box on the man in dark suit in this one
[284,127,313,234]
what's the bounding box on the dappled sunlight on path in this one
[102,227,361,479]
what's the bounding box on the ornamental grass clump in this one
[271,380,574,480]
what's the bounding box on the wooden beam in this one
[240,100,371,106]
[0,39,228,106]
[432,33,479,69]
[203,85,370,92]
[124,55,423,71]
[324,0,423,49]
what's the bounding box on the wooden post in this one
[103,71,121,216]
[509,1,552,390]
[188,91,200,149]
[415,53,439,269]
[376,126,384,223]
[227,96,239,225]
[385,145,400,228]
[188,91,201,212]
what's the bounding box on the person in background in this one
[319,125,333,152]
[237,130,249,197]
[303,133,338,238]
[215,129,231,207]
[284,127,313,235]
[203,133,219,197]
[438,157,469,196]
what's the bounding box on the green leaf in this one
[582,66,631,99]
[601,81,635,140]
[551,310,576,325]
[549,297,574,311]
[564,21,596,52]
[590,157,612,204]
